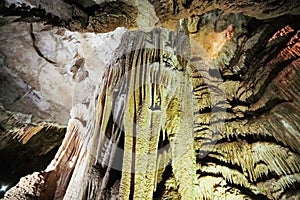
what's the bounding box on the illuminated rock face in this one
[1,0,300,200]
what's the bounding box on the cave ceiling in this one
[0,0,300,199]
[0,0,299,124]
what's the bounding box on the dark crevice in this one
[172,0,179,15]
[153,164,173,200]
[227,180,268,199]
[181,0,194,9]
[197,155,244,176]
[193,106,211,114]
[193,126,209,133]
[227,97,249,107]
[278,181,300,199]
[227,15,299,80]
[226,98,289,123]
[194,105,227,115]
[105,168,121,191]
[1,1,137,33]
[1,3,62,26]
[104,114,115,139]
[0,145,60,198]
[197,171,268,199]
[193,83,224,94]
[197,171,222,178]
[244,57,297,105]
[253,169,280,185]
[243,15,294,64]
[99,127,124,197]
[0,126,65,198]
[158,130,170,150]
[226,32,264,78]
[0,124,6,132]
[30,23,57,65]
[195,116,229,126]
[92,163,107,178]
[224,116,246,123]
[242,28,298,92]
[246,98,289,118]
[221,73,243,82]
[245,17,264,34]
[259,30,296,63]
[215,133,299,159]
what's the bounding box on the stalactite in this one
[206,141,300,183]
[2,3,300,199]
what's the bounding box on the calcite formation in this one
[0,0,300,200]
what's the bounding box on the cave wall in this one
[0,0,300,200]
[0,3,127,196]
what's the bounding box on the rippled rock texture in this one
[0,0,300,199]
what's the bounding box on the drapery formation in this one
[1,1,300,200]
[43,22,206,199]
[12,14,299,199]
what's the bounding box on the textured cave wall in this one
[0,17,127,124]
[0,3,127,196]
[0,0,300,200]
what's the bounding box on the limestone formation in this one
[0,0,300,200]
